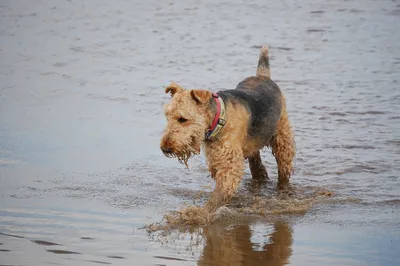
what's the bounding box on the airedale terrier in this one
[160,45,295,207]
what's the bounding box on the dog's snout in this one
[161,146,172,153]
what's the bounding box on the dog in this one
[160,45,295,208]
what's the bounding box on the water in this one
[1,0,400,265]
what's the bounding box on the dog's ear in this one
[190,89,212,104]
[165,82,184,97]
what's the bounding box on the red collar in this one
[205,93,226,140]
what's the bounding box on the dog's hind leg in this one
[271,95,296,190]
[248,151,269,180]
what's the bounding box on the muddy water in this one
[1,0,400,265]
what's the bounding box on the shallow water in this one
[1,0,400,265]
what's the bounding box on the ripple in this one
[347,111,387,115]
[84,260,111,265]
[335,119,354,124]
[327,144,377,150]
[385,140,400,146]
[81,237,95,240]
[107,256,125,259]
[47,250,81,255]
[375,199,400,206]
[86,93,130,104]
[307,28,327,33]
[31,240,61,246]
[0,232,24,239]
[328,112,347,116]
[153,256,188,261]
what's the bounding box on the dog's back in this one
[218,46,282,143]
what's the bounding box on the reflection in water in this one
[198,221,292,266]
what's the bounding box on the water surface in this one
[1,0,400,265]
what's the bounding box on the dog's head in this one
[160,82,213,166]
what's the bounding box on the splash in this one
[145,185,335,233]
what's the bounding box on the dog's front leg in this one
[205,146,244,212]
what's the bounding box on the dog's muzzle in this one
[161,146,174,157]
[161,147,172,154]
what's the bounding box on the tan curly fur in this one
[271,95,296,190]
[160,85,213,166]
[203,101,249,210]
[160,45,296,209]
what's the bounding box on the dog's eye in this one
[178,117,188,123]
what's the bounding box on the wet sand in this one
[1,0,400,265]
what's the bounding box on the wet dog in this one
[160,45,295,208]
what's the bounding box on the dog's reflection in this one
[198,221,293,266]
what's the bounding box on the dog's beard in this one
[163,146,199,168]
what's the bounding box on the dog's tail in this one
[256,45,270,79]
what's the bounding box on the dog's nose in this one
[161,147,172,153]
